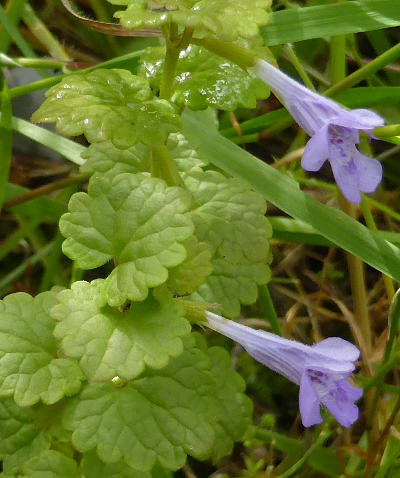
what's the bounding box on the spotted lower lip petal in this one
[205,311,362,428]
[251,59,385,204]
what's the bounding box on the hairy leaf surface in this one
[32,69,180,148]
[52,280,191,381]
[168,236,213,295]
[112,0,270,41]
[59,173,194,306]
[0,292,84,406]
[63,337,251,471]
[139,45,269,110]
[183,170,272,317]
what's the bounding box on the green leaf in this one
[183,110,400,285]
[63,337,251,471]
[81,141,151,178]
[206,346,252,461]
[183,169,272,317]
[2,434,51,476]
[261,0,400,46]
[32,69,180,148]
[167,132,207,173]
[168,236,213,295]
[0,291,84,407]
[112,0,270,41]
[139,45,269,110]
[18,450,78,478]
[171,0,271,41]
[307,446,341,478]
[51,280,191,381]
[0,398,41,458]
[79,133,204,180]
[59,173,194,307]
[81,452,151,478]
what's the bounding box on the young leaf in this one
[79,133,204,180]
[51,280,191,382]
[0,292,85,406]
[112,0,271,42]
[63,337,251,471]
[32,69,180,148]
[80,141,151,178]
[184,170,272,317]
[167,133,208,173]
[138,45,269,110]
[59,173,194,307]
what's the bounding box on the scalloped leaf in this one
[112,0,270,42]
[2,434,50,476]
[207,346,252,460]
[139,45,269,110]
[81,452,152,478]
[183,170,272,317]
[0,292,85,407]
[16,450,78,478]
[63,337,251,471]
[32,69,180,148]
[0,398,43,459]
[51,280,191,382]
[80,133,205,180]
[168,236,213,295]
[80,141,151,178]
[59,173,194,307]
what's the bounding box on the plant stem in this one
[2,174,89,211]
[159,23,180,100]
[361,198,395,302]
[258,285,282,336]
[284,44,315,91]
[325,42,400,98]
[0,0,35,58]
[8,49,146,99]
[0,241,53,294]
[341,200,372,351]
[0,219,40,261]
[151,144,183,187]
[0,55,65,69]
[329,27,372,353]
[22,4,70,64]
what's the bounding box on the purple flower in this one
[206,311,362,427]
[252,59,385,204]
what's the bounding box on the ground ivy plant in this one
[0,1,274,475]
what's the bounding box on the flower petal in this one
[354,152,383,194]
[301,125,329,172]
[331,108,385,131]
[329,156,362,204]
[299,372,322,427]
[320,381,361,428]
[312,337,360,362]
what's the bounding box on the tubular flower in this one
[206,311,362,428]
[252,59,385,204]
